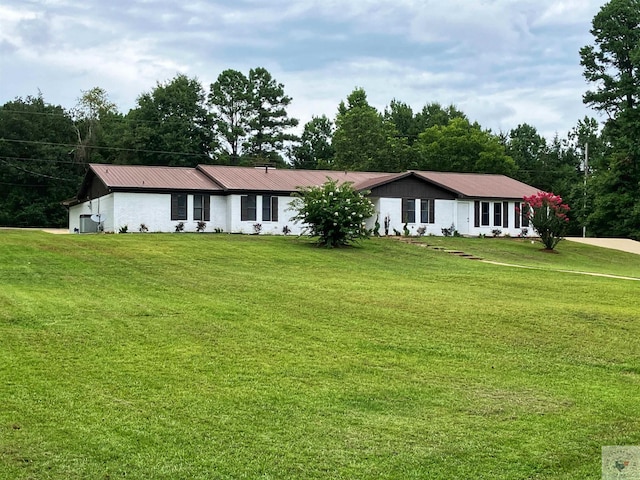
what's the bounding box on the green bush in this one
[290,179,374,247]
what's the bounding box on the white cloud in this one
[0,0,604,140]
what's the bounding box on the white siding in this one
[68,194,114,233]
[466,200,529,237]
[68,191,530,237]
[227,194,304,235]
[211,196,228,232]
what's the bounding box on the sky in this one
[0,0,606,140]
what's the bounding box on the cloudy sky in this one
[1,0,605,139]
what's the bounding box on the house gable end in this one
[368,174,456,200]
[75,168,110,202]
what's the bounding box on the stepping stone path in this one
[394,238,483,260]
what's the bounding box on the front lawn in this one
[1,231,638,479]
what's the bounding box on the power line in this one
[0,138,212,158]
[0,155,82,165]
[0,108,215,127]
[0,158,78,182]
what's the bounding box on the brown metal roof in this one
[84,164,540,199]
[353,172,409,191]
[196,165,383,192]
[90,164,220,191]
[411,171,541,199]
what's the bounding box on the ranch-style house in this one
[65,164,540,236]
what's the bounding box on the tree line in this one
[0,0,638,239]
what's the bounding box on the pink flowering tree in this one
[521,192,570,250]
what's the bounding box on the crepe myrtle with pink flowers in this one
[290,178,375,247]
[519,192,570,250]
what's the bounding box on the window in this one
[503,201,509,228]
[494,202,502,226]
[262,195,278,222]
[515,202,521,228]
[402,198,416,223]
[241,194,257,221]
[481,202,490,226]
[420,199,435,224]
[193,195,210,221]
[522,203,530,227]
[171,193,187,220]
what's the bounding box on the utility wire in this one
[0,158,78,182]
[0,138,212,158]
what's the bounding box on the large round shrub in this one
[290,179,375,247]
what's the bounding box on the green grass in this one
[1,231,639,479]
[420,235,640,278]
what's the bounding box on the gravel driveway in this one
[566,237,640,255]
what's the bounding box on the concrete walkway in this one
[481,260,640,281]
[0,227,69,234]
[565,237,640,255]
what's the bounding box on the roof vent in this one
[255,164,276,173]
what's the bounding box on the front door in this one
[456,202,470,235]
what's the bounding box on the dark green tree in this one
[333,88,407,172]
[414,103,468,133]
[413,117,515,174]
[289,115,335,169]
[580,0,640,238]
[0,95,81,227]
[123,74,215,167]
[208,69,251,165]
[506,123,548,188]
[384,100,418,145]
[243,67,299,166]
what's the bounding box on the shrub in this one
[139,223,149,233]
[373,215,381,237]
[290,178,374,247]
[175,222,185,233]
[196,221,207,232]
[282,225,291,235]
[118,225,128,234]
[520,192,570,250]
[417,226,427,236]
[253,223,262,235]
[403,223,410,237]
[491,229,502,237]
[442,224,458,237]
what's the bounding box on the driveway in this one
[565,237,640,255]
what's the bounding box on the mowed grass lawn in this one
[1,231,639,479]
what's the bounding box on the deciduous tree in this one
[580,0,640,238]
[289,115,335,169]
[333,88,407,172]
[0,95,80,226]
[71,87,122,165]
[123,74,215,167]
[413,117,515,174]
